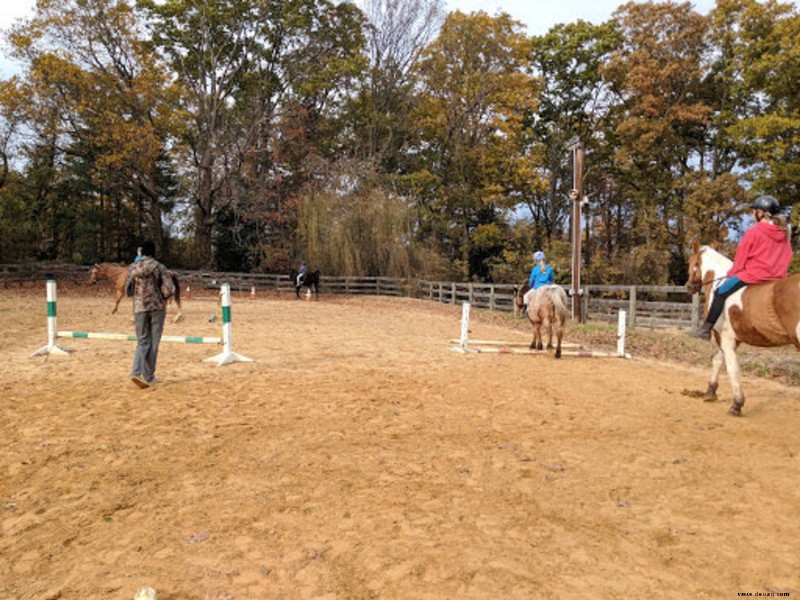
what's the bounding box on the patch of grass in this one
[565,320,800,387]
[450,304,800,387]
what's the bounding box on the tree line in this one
[0,0,798,285]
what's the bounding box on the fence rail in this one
[0,264,702,330]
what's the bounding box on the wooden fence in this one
[0,263,701,330]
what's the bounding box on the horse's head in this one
[513,284,529,317]
[686,241,731,295]
[88,264,100,284]
[685,242,704,294]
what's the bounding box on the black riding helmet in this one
[752,195,780,215]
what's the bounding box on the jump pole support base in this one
[31,280,73,357]
[31,344,73,358]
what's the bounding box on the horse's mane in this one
[699,245,733,272]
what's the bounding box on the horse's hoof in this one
[555,351,562,359]
[728,407,742,416]
[703,395,718,403]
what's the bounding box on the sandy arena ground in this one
[1,283,799,599]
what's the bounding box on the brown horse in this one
[89,262,183,322]
[514,283,569,358]
[685,241,800,415]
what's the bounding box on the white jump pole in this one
[31,280,72,357]
[617,310,627,357]
[205,282,253,366]
[450,302,472,353]
[448,339,583,349]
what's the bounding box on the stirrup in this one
[688,323,712,339]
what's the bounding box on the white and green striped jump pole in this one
[31,280,72,357]
[57,331,221,345]
[205,282,253,366]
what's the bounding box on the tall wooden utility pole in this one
[568,137,584,322]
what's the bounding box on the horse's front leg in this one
[703,347,724,401]
[719,332,745,416]
[113,290,123,314]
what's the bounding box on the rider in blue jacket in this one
[529,251,554,289]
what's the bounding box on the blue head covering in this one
[533,251,545,262]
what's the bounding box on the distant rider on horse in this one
[529,251,554,290]
[523,250,555,308]
[296,261,308,287]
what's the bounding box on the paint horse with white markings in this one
[685,241,800,415]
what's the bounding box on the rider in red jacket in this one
[689,195,792,339]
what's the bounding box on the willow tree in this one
[410,10,540,280]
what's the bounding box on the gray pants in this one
[131,309,166,382]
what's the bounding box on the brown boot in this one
[688,321,713,340]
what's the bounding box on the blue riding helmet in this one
[533,251,546,262]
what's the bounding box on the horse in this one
[514,283,569,358]
[685,241,800,416]
[88,262,183,322]
[290,269,320,300]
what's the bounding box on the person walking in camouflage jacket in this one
[128,241,171,388]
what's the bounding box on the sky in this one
[445,0,718,35]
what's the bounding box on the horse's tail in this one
[546,285,569,319]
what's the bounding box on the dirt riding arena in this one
[2,282,799,599]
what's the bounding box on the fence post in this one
[468,282,474,304]
[489,285,495,311]
[628,285,637,329]
[581,285,590,323]
[691,293,701,328]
